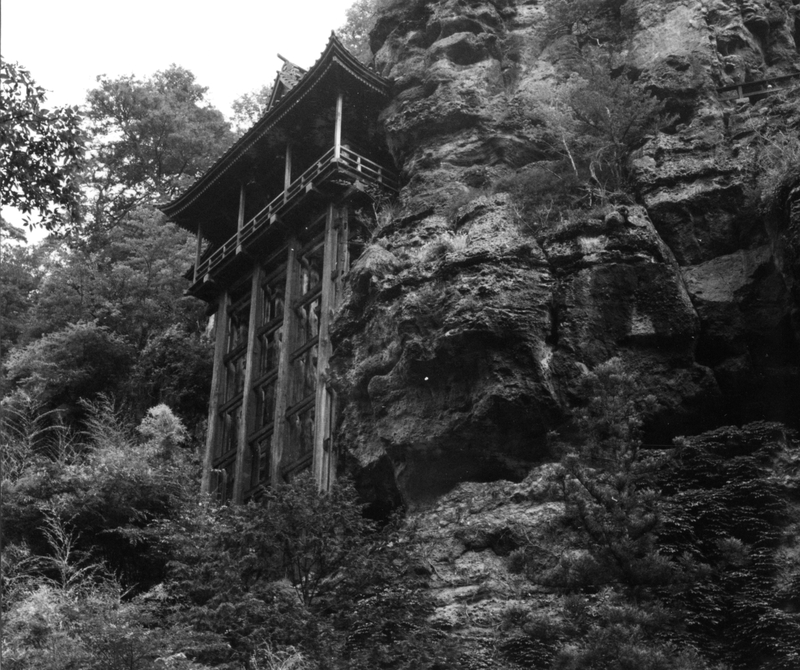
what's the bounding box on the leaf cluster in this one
[336,0,379,64]
[538,0,634,51]
[4,322,135,412]
[83,65,233,229]
[1,394,197,591]
[0,59,85,231]
[656,425,800,669]
[547,359,673,594]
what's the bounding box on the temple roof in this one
[160,33,391,227]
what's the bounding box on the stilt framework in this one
[161,35,396,499]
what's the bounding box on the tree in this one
[0,241,48,359]
[538,0,632,51]
[231,85,273,136]
[129,325,212,426]
[22,208,201,345]
[565,65,665,191]
[337,0,378,63]
[4,322,134,411]
[0,59,85,231]
[83,66,233,229]
[550,358,673,593]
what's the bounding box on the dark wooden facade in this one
[161,36,396,501]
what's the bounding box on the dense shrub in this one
[657,424,800,669]
[4,321,134,412]
[129,326,213,426]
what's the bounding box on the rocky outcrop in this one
[331,0,800,506]
[394,422,800,668]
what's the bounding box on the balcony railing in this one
[718,73,800,102]
[193,147,398,284]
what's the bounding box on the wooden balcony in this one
[718,73,800,102]
[189,146,397,296]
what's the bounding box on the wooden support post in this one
[334,91,343,161]
[270,240,299,484]
[194,225,203,283]
[201,293,230,494]
[284,143,292,202]
[313,205,338,491]
[237,183,246,253]
[233,266,263,503]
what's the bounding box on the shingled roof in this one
[160,33,391,227]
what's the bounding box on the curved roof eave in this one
[159,34,391,222]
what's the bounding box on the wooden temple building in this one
[161,35,397,502]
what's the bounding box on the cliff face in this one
[330,0,800,507]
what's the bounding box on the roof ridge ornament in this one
[269,55,307,110]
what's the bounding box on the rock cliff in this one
[330,0,800,508]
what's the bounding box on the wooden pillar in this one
[201,293,230,494]
[193,225,203,283]
[284,143,293,199]
[236,183,246,253]
[233,266,263,503]
[270,239,299,484]
[334,91,343,160]
[313,205,338,491]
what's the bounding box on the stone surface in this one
[393,423,800,668]
[330,0,800,506]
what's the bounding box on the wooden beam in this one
[334,91,343,160]
[233,266,263,503]
[313,204,338,491]
[284,143,292,199]
[270,239,299,484]
[236,183,246,254]
[201,293,230,495]
[238,183,246,231]
[194,224,203,283]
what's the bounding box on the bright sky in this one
[1,0,357,114]
[1,0,358,242]
[0,0,353,115]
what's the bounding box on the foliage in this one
[0,242,48,356]
[0,396,207,669]
[337,0,378,63]
[161,476,367,664]
[4,322,135,411]
[548,358,677,594]
[129,325,213,426]
[162,479,460,669]
[564,65,665,192]
[169,473,372,609]
[257,474,374,606]
[138,404,189,456]
[0,59,85,231]
[251,645,312,670]
[752,123,800,221]
[1,395,197,591]
[552,591,713,670]
[0,391,73,480]
[538,0,634,51]
[83,65,233,230]
[2,580,212,670]
[494,159,586,232]
[501,66,664,227]
[656,424,800,669]
[5,210,209,422]
[231,85,273,135]
[22,209,201,345]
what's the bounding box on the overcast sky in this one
[2,0,358,116]
[1,0,359,240]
